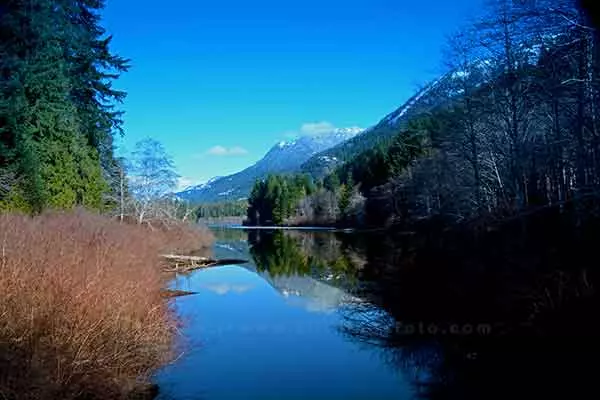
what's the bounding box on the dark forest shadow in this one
[337,208,599,399]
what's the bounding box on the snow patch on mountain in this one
[177,176,222,196]
[176,127,363,203]
[218,189,235,196]
[384,76,447,126]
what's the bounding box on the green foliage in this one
[323,173,341,192]
[250,231,311,276]
[196,200,248,219]
[0,0,126,213]
[387,118,432,176]
[338,184,352,217]
[247,174,315,225]
[39,134,107,209]
[76,148,108,209]
[327,117,430,196]
[300,82,443,180]
[249,230,361,286]
[41,139,78,209]
[14,134,46,213]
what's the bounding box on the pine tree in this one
[0,0,127,212]
[64,0,129,172]
[323,173,341,192]
[339,184,351,218]
[0,0,76,211]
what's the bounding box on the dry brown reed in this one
[0,210,212,399]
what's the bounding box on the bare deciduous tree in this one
[128,138,179,225]
[370,0,600,226]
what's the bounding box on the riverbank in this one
[172,220,600,399]
[241,215,599,398]
[227,224,341,231]
[0,210,212,400]
[245,200,599,339]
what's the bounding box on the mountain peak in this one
[178,176,222,195]
[177,127,363,203]
[278,127,363,147]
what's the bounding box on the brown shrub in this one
[0,210,213,399]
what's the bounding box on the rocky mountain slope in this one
[300,72,458,178]
[177,128,362,203]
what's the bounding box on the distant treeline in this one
[247,0,600,229]
[196,200,248,220]
[246,174,316,225]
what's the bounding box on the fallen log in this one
[161,254,210,263]
[161,289,198,298]
[161,254,249,273]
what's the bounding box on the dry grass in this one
[0,210,213,400]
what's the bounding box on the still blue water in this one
[154,234,414,400]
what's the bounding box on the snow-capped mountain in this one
[177,176,222,198]
[177,127,363,203]
[300,74,459,178]
[300,43,550,179]
[212,236,360,313]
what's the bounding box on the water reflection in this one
[229,227,599,400]
[158,230,413,400]
[247,230,364,288]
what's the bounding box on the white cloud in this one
[207,145,228,156]
[206,145,249,156]
[200,283,253,295]
[300,121,337,136]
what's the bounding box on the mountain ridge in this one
[300,72,457,178]
[179,59,503,203]
[177,127,363,203]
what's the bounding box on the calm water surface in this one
[155,227,597,400]
[155,229,414,400]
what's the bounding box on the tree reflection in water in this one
[238,216,598,399]
[248,230,365,290]
[335,214,599,400]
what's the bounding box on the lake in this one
[155,227,598,400]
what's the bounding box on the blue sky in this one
[102,0,482,189]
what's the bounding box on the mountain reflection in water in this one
[157,226,597,400]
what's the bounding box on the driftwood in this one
[161,254,249,273]
[161,254,211,263]
[161,289,198,298]
[161,254,215,273]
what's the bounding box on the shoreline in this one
[208,224,347,232]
